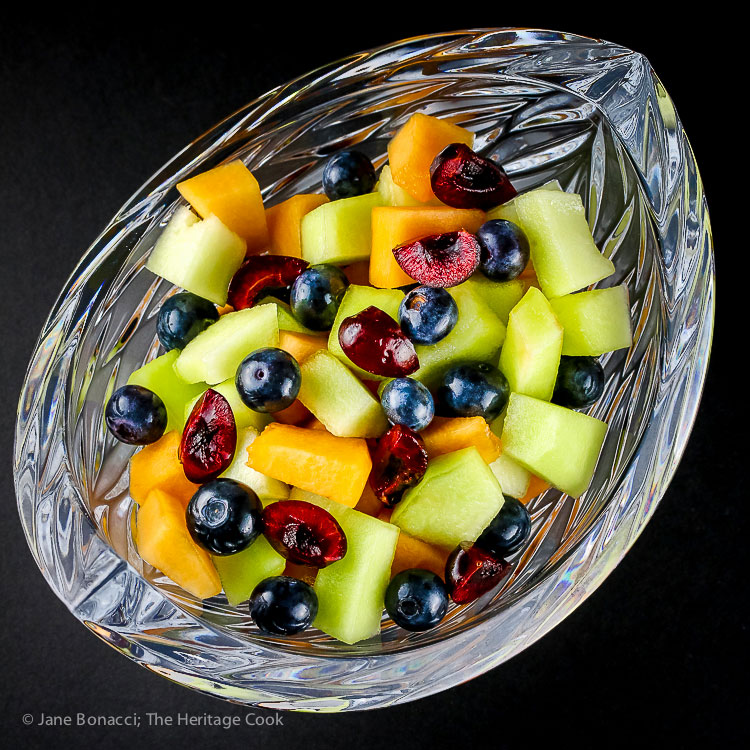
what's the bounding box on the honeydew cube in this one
[301,192,383,265]
[500,393,607,498]
[487,179,563,226]
[146,206,247,305]
[456,276,525,325]
[498,287,563,401]
[549,284,633,356]
[174,304,279,384]
[489,453,531,499]
[298,350,388,438]
[255,297,317,335]
[390,447,505,549]
[213,536,286,607]
[220,427,289,502]
[377,164,425,207]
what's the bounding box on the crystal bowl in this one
[14,29,714,711]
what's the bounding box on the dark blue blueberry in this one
[249,576,318,635]
[475,496,532,557]
[186,478,263,556]
[381,378,434,431]
[385,569,448,631]
[435,362,509,421]
[553,356,605,409]
[236,347,301,413]
[290,264,349,331]
[156,292,219,351]
[477,219,530,281]
[105,384,167,445]
[398,286,458,345]
[322,150,377,201]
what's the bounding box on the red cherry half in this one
[445,542,510,604]
[369,424,428,506]
[392,230,480,288]
[228,255,308,310]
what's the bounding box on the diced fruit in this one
[498,287,563,402]
[310,495,400,644]
[342,260,371,285]
[385,569,448,631]
[146,206,246,305]
[129,431,199,506]
[399,286,458,345]
[297,350,388,438]
[477,219,529,281]
[430,143,516,210]
[266,194,329,257]
[338,306,419,377]
[488,453,531,499]
[370,206,485,288]
[394,230,480,288]
[249,576,318,635]
[156,292,219,352]
[186,378,271,433]
[390,447,505,548]
[485,179,561,226]
[445,542,510,604]
[380,378,434,432]
[301,192,383,265]
[290,264,349,331]
[273,399,312,425]
[512,188,615,298]
[520,474,551,504]
[475,496,532,557]
[246,423,371,507]
[421,416,502,464]
[174,304,279,385]
[454,276,524,326]
[322,150,377,200]
[391,533,449,580]
[435,362,509,421]
[105,384,167,445]
[549,284,632,356]
[553,356,605,409]
[137,488,221,600]
[278,330,328,364]
[127,350,205,432]
[377,164,426,207]
[283,561,318,586]
[236,347,301,413]
[257,298,317,335]
[355,483,383,517]
[388,113,474,203]
[227,255,308,310]
[369,424,429,506]
[213,535,286,606]
[501,393,607,497]
[327,285,405,379]
[177,160,268,252]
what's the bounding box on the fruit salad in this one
[105,112,632,645]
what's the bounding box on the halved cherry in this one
[262,500,347,568]
[430,143,517,210]
[179,389,237,483]
[445,542,510,604]
[227,255,308,310]
[392,230,480,288]
[338,306,419,377]
[369,424,428,506]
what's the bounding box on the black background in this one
[0,14,741,749]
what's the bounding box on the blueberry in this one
[156,292,218,351]
[553,356,605,409]
[290,264,349,331]
[236,347,301,413]
[105,384,167,445]
[477,219,530,281]
[248,576,318,635]
[435,362,509,421]
[322,150,377,201]
[186,478,262,555]
[475,496,532,557]
[385,569,448,631]
[381,378,434,431]
[398,286,458,345]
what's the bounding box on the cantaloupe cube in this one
[273,399,312,425]
[377,164,430,207]
[355,483,383,517]
[370,206,485,288]
[387,113,474,202]
[519,474,551,504]
[136,488,221,600]
[278,329,328,364]
[265,193,328,257]
[177,160,268,253]
[391,532,449,580]
[245,423,371,507]
[421,416,502,464]
[342,260,371,286]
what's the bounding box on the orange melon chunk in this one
[129,431,198,507]
[283,561,318,586]
[245,423,371,508]
[421,417,502,464]
[136,488,221,600]
[370,206,485,288]
[519,474,551,504]
[266,194,329,257]
[342,260,371,286]
[273,399,312,425]
[391,532,450,580]
[387,113,474,203]
[177,160,268,253]
[278,330,328,364]
[355,483,383,517]
[305,417,329,431]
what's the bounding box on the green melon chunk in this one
[220,426,289,502]
[498,287,563,402]
[487,179,562,226]
[411,285,506,388]
[146,206,246,305]
[213,536,286,607]
[301,192,383,266]
[391,447,505,549]
[377,165,423,207]
[489,453,531,499]
[298,350,388,438]
[456,276,525,326]
[328,285,405,380]
[501,392,607,498]
[255,297,317,335]
[127,350,206,432]
[174,304,279,384]
[549,284,632,356]
[186,378,272,433]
